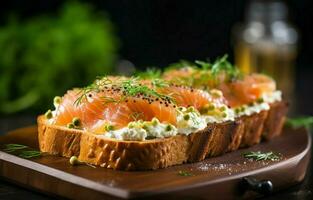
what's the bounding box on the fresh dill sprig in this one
[3,144,42,159]
[195,60,212,70]
[136,68,162,79]
[177,170,193,176]
[165,60,195,71]
[195,55,241,81]
[73,84,99,106]
[74,77,114,106]
[285,116,313,129]
[243,151,280,161]
[164,55,241,89]
[74,76,175,106]
[3,144,28,152]
[151,78,169,88]
[18,151,42,159]
[120,77,174,103]
[100,96,119,104]
[211,55,240,80]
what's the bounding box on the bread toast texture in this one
[37,101,288,170]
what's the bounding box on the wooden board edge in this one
[0,152,130,199]
[0,127,310,199]
[126,129,312,198]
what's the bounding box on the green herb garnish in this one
[45,109,53,119]
[3,144,42,159]
[183,114,190,120]
[74,76,174,106]
[285,117,313,129]
[74,77,113,106]
[70,156,80,165]
[166,60,194,71]
[121,77,173,101]
[164,55,242,89]
[243,151,280,161]
[3,144,28,152]
[72,117,81,127]
[234,108,241,114]
[18,151,42,159]
[151,79,169,88]
[165,124,172,131]
[195,60,212,70]
[69,155,96,168]
[136,68,162,79]
[256,97,264,104]
[194,55,241,81]
[53,96,62,105]
[104,124,115,132]
[178,170,193,176]
[67,123,75,129]
[210,55,241,80]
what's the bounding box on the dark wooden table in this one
[0,115,312,200]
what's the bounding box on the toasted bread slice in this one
[37,101,288,170]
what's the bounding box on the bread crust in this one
[37,101,287,170]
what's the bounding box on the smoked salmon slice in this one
[217,74,276,107]
[162,67,276,107]
[157,84,227,111]
[52,77,178,133]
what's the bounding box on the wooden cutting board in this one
[0,126,310,200]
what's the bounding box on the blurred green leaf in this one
[0,1,119,114]
[286,117,313,129]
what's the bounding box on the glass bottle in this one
[233,0,298,111]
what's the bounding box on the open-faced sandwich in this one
[38,56,288,170]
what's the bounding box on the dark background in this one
[1,0,312,68]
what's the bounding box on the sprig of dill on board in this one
[177,170,193,176]
[3,144,28,152]
[243,151,280,161]
[3,144,42,159]
[18,151,42,159]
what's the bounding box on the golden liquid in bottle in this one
[235,41,297,110]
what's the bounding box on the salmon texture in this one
[52,78,179,133]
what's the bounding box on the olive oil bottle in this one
[233,0,298,112]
